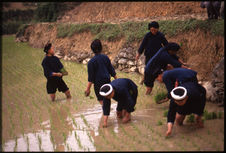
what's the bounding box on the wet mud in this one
[3,100,224,151]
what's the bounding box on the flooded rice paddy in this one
[1,36,224,151]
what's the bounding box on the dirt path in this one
[2,35,224,151]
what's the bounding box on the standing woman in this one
[136,21,168,84]
[85,39,117,106]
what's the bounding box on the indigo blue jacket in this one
[144,47,182,87]
[162,68,198,98]
[138,31,168,59]
[88,54,116,84]
[103,78,138,115]
[162,68,205,124]
[167,82,206,124]
[42,55,63,79]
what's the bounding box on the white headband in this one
[170,86,187,101]
[99,84,113,97]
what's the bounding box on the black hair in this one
[100,85,111,93]
[148,21,159,30]
[91,39,102,54]
[165,42,180,51]
[174,88,185,96]
[44,43,52,53]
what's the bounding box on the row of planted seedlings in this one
[62,61,99,151]
[2,66,40,151]
[2,38,55,151]
[142,83,210,151]
[162,104,224,151]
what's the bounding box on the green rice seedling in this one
[191,141,198,149]
[131,123,142,135]
[87,132,94,145]
[142,121,154,133]
[201,118,205,123]
[19,112,25,137]
[218,111,223,119]
[38,135,42,151]
[163,110,168,117]
[26,136,30,152]
[50,133,55,149]
[186,114,195,123]
[9,117,15,137]
[206,112,213,120]
[211,112,217,119]
[63,132,67,143]
[73,104,78,111]
[66,144,70,151]
[80,114,90,128]
[154,91,168,104]
[71,118,78,128]
[204,111,218,120]
[155,130,162,137]
[186,137,190,142]
[118,125,137,151]
[100,128,118,150]
[74,131,83,149]
[211,142,217,150]
[203,109,209,119]
[89,96,94,99]
[204,111,217,120]
[14,136,18,152]
[157,120,163,126]
[208,130,211,135]
[217,147,221,151]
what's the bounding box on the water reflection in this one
[3,130,54,151]
[3,103,118,151]
[49,102,70,151]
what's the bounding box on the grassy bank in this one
[55,19,224,43]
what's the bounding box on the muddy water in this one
[3,102,118,151]
[3,99,224,151]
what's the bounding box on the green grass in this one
[163,110,168,117]
[186,114,195,123]
[55,19,224,44]
[56,23,123,41]
[159,19,224,37]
